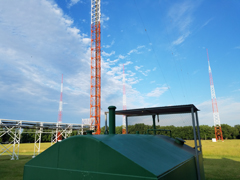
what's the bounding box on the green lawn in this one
[0,140,240,179]
[201,140,240,180]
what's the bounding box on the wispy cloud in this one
[124,61,133,66]
[172,31,190,45]
[147,87,168,97]
[235,46,240,49]
[101,13,110,29]
[103,40,115,48]
[118,54,126,59]
[168,1,197,46]
[197,97,240,126]
[102,51,115,57]
[134,66,151,76]
[68,0,82,8]
[127,45,145,55]
[134,65,143,71]
[201,18,214,28]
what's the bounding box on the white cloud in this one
[201,18,214,28]
[103,40,115,48]
[118,54,126,59]
[68,0,82,8]
[137,45,145,49]
[168,1,197,46]
[127,45,145,55]
[134,65,143,71]
[128,49,138,55]
[147,87,168,97]
[197,98,240,126]
[235,46,240,49]
[0,1,161,127]
[134,66,150,76]
[102,51,115,57]
[124,61,133,66]
[153,67,157,71]
[172,31,190,45]
[101,13,110,29]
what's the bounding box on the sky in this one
[0,0,240,127]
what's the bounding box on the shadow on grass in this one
[1,155,240,180]
[204,157,240,180]
[0,155,32,180]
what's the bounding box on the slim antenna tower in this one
[58,74,63,123]
[57,74,63,141]
[122,64,126,134]
[90,0,101,134]
[206,49,223,141]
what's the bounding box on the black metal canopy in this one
[115,104,199,117]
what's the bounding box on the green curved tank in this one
[23,134,205,180]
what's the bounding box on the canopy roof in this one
[115,104,199,117]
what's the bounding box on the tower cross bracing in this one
[90,0,101,134]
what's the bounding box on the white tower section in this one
[207,54,220,127]
[91,0,101,24]
[207,48,223,141]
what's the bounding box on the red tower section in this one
[90,0,101,134]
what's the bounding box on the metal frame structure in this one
[105,104,203,180]
[82,118,95,135]
[90,0,101,134]
[0,119,85,160]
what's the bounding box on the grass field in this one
[0,140,240,180]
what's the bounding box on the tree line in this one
[0,124,240,143]
[101,124,240,140]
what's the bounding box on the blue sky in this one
[0,0,239,127]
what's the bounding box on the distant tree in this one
[221,124,238,139]
[234,125,240,139]
[116,126,122,134]
[199,125,215,139]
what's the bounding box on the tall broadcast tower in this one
[58,74,63,123]
[122,64,126,134]
[57,74,63,141]
[206,49,223,141]
[90,0,101,134]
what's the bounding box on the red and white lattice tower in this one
[206,49,223,141]
[57,74,63,141]
[90,0,101,134]
[122,64,127,134]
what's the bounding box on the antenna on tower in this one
[206,49,223,141]
[90,0,101,134]
[122,64,127,134]
[57,74,63,141]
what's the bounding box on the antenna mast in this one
[206,49,223,141]
[57,74,63,141]
[90,0,101,134]
[122,64,126,134]
[58,74,63,123]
